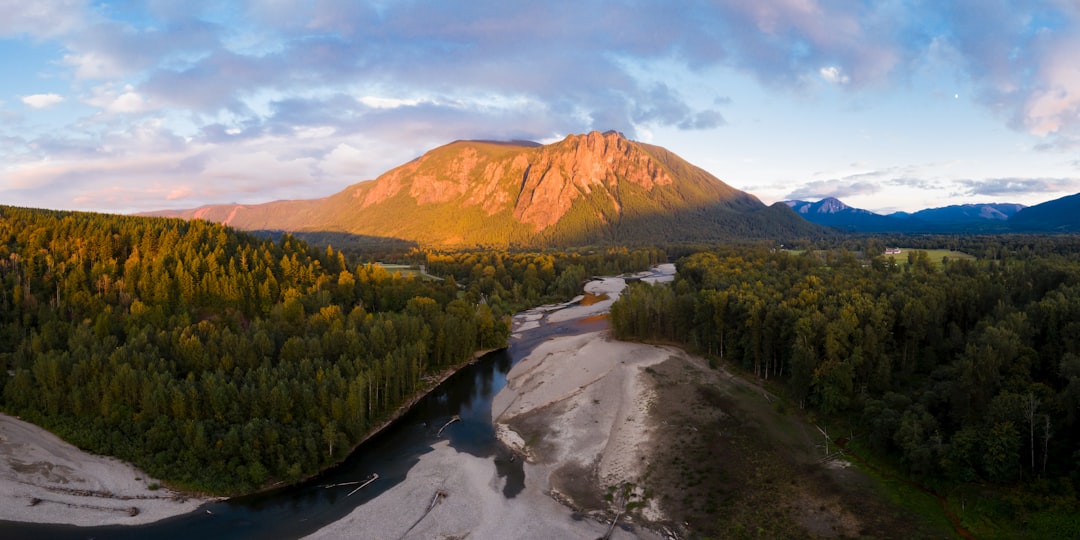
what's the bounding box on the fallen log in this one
[347,474,379,497]
[437,415,461,437]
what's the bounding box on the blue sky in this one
[2,0,1079,214]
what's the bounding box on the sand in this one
[310,265,678,539]
[0,413,209,526]
[304,440,636,540]
[636,263,675,285]
[307,331,675,540]
[493,331,675,525]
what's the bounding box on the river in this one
[0,283,624,540]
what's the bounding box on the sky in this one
[2,0,1080,215]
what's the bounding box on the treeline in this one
[420,245,666,310]
[0,206,506,493]
[611,244,1080,494]
[0,206,665,494]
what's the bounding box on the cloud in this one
[931,1,1080,141]
[0,0,89,38]
[82,84,151,114]
[7,0,1080,213]
[785,179,881,201]
[678,110,727,130]
[819,66,850,85]
[956,177,1080,196]
[887,176,941,191]
[21,93,65,108]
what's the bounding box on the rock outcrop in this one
[148,131,821,246]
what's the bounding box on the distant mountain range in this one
[784,196,1078,233]
[149,131,823,246]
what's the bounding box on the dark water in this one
[0,317,604,540]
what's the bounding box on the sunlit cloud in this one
[2,0,1080,214]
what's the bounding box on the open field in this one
[373,263,443,280]
[883,248,976,266]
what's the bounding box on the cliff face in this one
[148,131,820,246]
[351,131,691,232]
[512,131,675,229]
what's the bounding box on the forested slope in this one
[611,240,1080,535]
[0,206,664,494]
[0,206,513,494]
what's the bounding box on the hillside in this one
[1009,192,1080,232]
[785,198,1031,233]
[154,131,823,246]
[784,197,910,232]
[890,202,1025,223]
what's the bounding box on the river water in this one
[0,303,611,540]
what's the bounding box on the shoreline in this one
[306,264,679,539]
[305,329,675,540]
[298,346,501,481]
[0,346,501,527]
[0,412,212,526]
[0,264,677,532]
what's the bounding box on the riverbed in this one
[305,264,677,540]
[0,264,676,539]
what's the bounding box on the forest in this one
[6,201,1078,533]
[611,237,1080,533]
[0,206,660,494]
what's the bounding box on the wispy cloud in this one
[956,177,1080,196]
[0,0,89,38]
[785,179,881,201]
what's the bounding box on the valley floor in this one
[310,262,949,539]
[0,262,949,537]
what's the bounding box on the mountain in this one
[1008,192,1080,232]
[784,197,913,232]
[784,198,1032,233]
[889,203,1025,224]
[153,131,823,246]
[786,197,861,215]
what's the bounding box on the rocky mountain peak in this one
[146,131,816,246]
[815,197,850,213]
[512,131,676,229]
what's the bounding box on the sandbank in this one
[303,440,643,540]
[0,413,209,526]
[493,331,675,525]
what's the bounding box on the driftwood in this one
[437,415,461,437]
[27,496,141,517]
[428,490,447,511]
[601,509,623,540]
[322,472,379,495]
[398,490,449,539]
[346,474,379,497]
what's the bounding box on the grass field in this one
[781,248,975,268]
[374,263,443,281]
[375,263,421,277]
[883,248,976,267]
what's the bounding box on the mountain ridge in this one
[783,196,1080,233]
[150,131,822,246]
